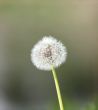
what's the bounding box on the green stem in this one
[51,65,64,110]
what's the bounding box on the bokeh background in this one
[0,0,98,110]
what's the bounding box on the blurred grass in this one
[29,99,96,110]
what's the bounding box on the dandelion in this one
[31,36,67,110]
[31,36,67,70]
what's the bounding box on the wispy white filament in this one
[31,36,67,71]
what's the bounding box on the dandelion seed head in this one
[31,36,67,71]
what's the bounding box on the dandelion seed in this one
[31,36,67,71]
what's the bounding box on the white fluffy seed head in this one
[31,36,67,71]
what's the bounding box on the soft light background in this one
[0,0,98,110]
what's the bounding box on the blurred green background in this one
[0,0,98,110]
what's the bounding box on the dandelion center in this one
[43,45,52,58]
